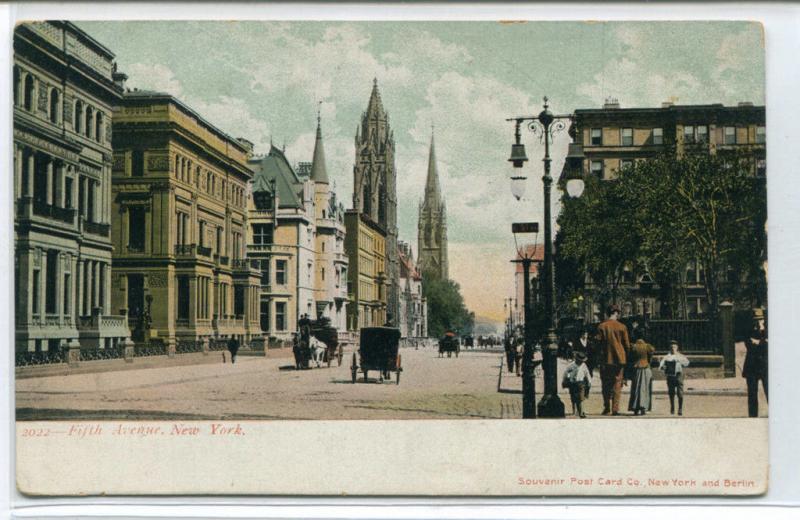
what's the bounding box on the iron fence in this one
[209,338,228,351]
[176,340,203,354]
[15,349,66,367]
[134,340,167,357]
[80,347,125,361]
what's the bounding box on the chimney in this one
[603,97,620,109]
[662,101,674,108]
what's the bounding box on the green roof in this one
[249,145,304,209]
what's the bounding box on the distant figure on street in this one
[659,340,690,415]
[574,330,596,378]
[596,304,630,416]
[227,337,240,364]
[743,308,768,417]
[504,335,516,376]
[562,351,591,418]
[629,318,644,343]
[627,339,655,415]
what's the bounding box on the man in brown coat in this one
[596,304,631,415]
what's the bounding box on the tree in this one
[421,272,474,338]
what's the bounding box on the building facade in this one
[417,133,449,280]
[344,210,387,330]
[111,89,261,352]
[397,241,427,339]
[566,100,766,321]
[247,118,349,342]
[352,80,400,325]
[13,21,130,356]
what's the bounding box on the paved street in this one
[16,346,767,420]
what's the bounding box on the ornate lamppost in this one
[506,97,585,418]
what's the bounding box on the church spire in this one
[424,130,441,206]
[365,77,386,120]
[310,104,329,184]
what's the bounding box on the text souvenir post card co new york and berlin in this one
[13,19,768,496]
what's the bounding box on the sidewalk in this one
[15,347,295,380]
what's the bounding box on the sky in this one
[78,21,765,323]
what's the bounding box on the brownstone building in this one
[565,100,766,321]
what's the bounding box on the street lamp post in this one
[506,97,584,418]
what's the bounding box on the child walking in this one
[659,340,690,415]
[562,351,592,418]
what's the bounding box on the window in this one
[252,224,273,245]
[23,74,35,112]
[85,107,93,139]
[64,178,73,209]
[215,227,222,254]
[63,273,71,314]
[45,250,57,314]
[307,262,312,284]
[234,285,244,317]
[260,301,270,331]
[275,302,286,331]
[128,206,146,251]
[590,128,602,146]
[32,270,40,314]
[321,268,325,281]
[756,126,766,144]
[683,125,695,144]
[95,112,103,142]
[49,89,59,124]
[621,128,633,146]
[652,127,663,145]
[260,259,270,287]
[276,260,287,285]
[198,221,206,248]
[590,160,604,179]
[177,276,190,320]
[724,126,736,145]
[132,150,144,177]
[74,101,83,133]
[696,125,708,143]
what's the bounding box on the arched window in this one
[378,183,387,224]
[13,67,20,106]
[94,112,103,142]
[174,155,180,176]
[74,100,83,133]
[23,74,35,111]
[85,106,93,138]
[49,89,60,124]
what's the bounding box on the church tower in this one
[417,131,449,280]
[352,79,400,324]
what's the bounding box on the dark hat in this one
[575,351,587,362]
[752,308,765,320]
[606,304,621,315]
[669,339,679,346]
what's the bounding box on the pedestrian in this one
[574,330,595,378]
[562,351,591,418]
[504,335,516,376]
[743,308,768,418]
[627,338,655,415]
[659,340,690,415]
[227,336,240,364]
[596,304,630,416]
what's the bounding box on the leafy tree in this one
[422,272,475,338]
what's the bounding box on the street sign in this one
[512,222,539,234]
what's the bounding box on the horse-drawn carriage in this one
[351,326,402,384]
[438,331,460,358]
[293,317,343,369]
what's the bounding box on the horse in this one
[308,336,327,368]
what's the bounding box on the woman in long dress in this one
[628,339,655,415]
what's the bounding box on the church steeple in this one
[310,108,329,184]
[424,130,441,208]
[365,77,386,121]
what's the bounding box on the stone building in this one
[13,21,130,356]
[352,79,399,326]
[247,117,348,342]
[417,132,449,280]
[344,211,387,329]
[110,89,261,352]
[397,241,427,339]
[565,100,766,321]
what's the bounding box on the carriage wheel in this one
[351,353,358,383]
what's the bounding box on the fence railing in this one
[80,347,125,361]
[209,338,228,351]
[176,340,203,354]
[134,340,167,357]
[15,349,66,367]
